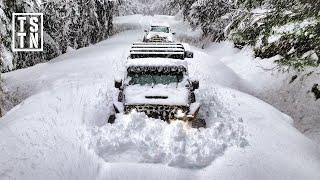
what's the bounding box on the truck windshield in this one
[129,72,183,85]
[150,26,169,33]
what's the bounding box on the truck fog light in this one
[130,108,137,113]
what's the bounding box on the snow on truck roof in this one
[126,58,188,70]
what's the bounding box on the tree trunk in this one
[0,75,3,117]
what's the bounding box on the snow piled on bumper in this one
[91,110,246,168]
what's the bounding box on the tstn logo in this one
[12,13,43,52]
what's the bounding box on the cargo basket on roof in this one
[130,42,193,60]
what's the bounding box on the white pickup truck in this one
[108,58,206,128]
[143,23,175,43]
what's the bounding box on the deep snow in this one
[1,15,320,180]
[203,41,320,143]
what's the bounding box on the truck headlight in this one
[125,105,136,113]
[130,108,137,113]
[175,109,186,119]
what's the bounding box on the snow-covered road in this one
[1,15,320,180]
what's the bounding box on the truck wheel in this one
[108,114,116,124]
[192,118,206,128]
[190,93,196,103]
[118,92,123,102]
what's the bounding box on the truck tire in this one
[192,118,206,128]
[118,92,123,102]
[108,114,116,124]
[143,37,147,42]
[190,92,196,103]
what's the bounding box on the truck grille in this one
[125,105,188,121]
[150,36,167,42]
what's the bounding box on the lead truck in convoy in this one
[108,58,206,128]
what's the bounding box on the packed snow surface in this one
[1,15,320,180]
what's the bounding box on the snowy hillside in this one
[1,15,320,180]
[202,42,320,143]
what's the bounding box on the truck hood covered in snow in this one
[126,58,188,69]
[124,85,189,105]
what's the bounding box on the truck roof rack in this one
[129,42,193,60]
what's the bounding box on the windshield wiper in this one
[175,76,179,88]
[151,75,156,88]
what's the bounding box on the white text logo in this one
[12,13,43,52]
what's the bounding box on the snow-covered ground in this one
[202,41,320,143]
[1,15,320,180]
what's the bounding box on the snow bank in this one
[204,41,320,143]
[92,110,245,168]
[199,85,320,180]
[0,79,111,179]
[205,41,282,92]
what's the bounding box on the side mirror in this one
[185,51,194,58]
[192,80,199,90]
[144,29,148,32]
[115,79,122,89]
[172,32,176,35]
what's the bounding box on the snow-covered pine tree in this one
[164,0,319,70]
[0,2,6,116]
[0,79,3,117]
[115,0,171,16]
[1,0,15,72]
[0,0,115,72]
[189,0,234,41]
